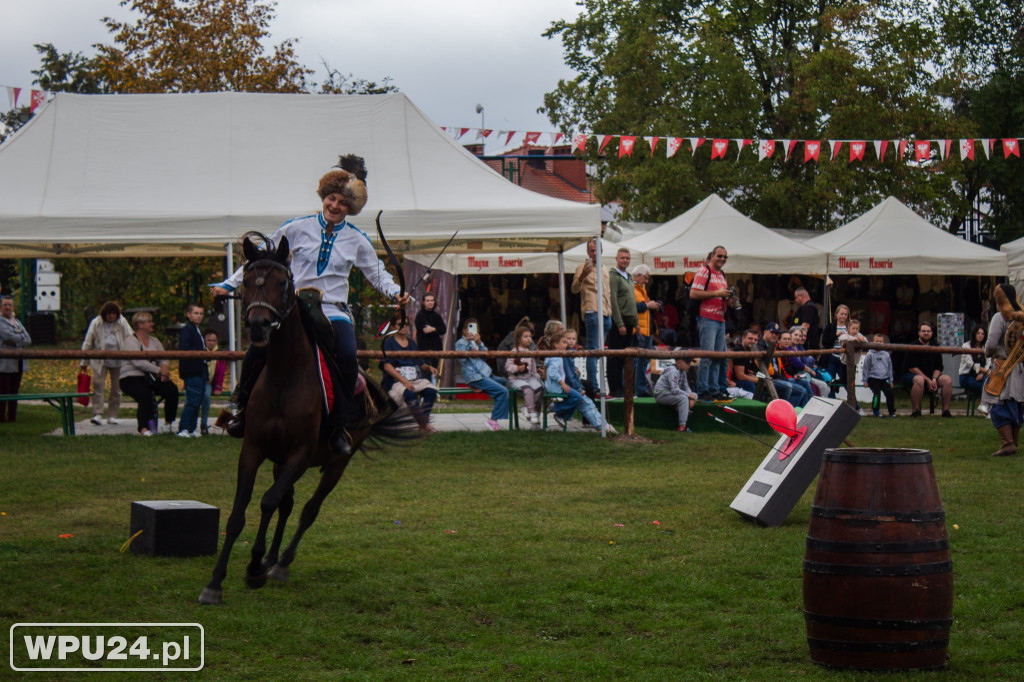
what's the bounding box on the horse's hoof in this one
[245,571,268,589]
[198,588,222,605]
[267,564,290,584]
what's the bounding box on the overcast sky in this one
[0,0,583,142]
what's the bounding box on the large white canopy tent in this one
[0,92,600,258]
[618,194,828,275]
[805,196,1008,276]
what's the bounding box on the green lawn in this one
[0,405,1021,680]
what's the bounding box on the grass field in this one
[1,403,1021,680]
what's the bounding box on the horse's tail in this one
[359,407,423,453]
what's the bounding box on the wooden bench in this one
[0,392,90,435]
[436,385,522,430]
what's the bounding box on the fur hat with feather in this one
[317,154,368,215]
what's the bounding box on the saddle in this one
[295,288,396,427]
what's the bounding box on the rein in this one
[243,257,296,330]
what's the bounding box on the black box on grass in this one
[129,500,220,557]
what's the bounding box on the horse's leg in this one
[272,452,354,582]
[199,449,261,605]
[245,458,307,589]
[262,475,294,576]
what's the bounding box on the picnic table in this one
[0,392,90,435]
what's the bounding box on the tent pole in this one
[558,247,567,325]
[226,243,238,392]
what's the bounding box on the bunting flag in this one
[849,141,865,162]
[710,139,729,160]
[6,86,21,109]
[618,135,636,158]
[960,139,974,161]
[876,140,889,161]
[804,140,821,163]
[735,138,751,160]
[666,137,683,158]
[915,140,931,162]
[440,123,1022,167]
[644,136,659,157]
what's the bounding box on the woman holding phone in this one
[455,317,509,431]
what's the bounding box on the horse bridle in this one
[242,258,295,330]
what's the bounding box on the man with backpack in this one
[690,245,735,402]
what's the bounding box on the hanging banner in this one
[830,140,843,161]
[598,135,614,155]
[666,137,683,158]
[688,137,705,156]
[804,140,821,163]
[915,140,931,162]
[1004,139,1021,158]
[758,139,775,161]
[572,133,589,154]
[645,136,659,157]
[618,135,636,158]
[850,141,866,162]
[959,139,974,161]
[710,139,729,160]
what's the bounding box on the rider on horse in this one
[210,155,410,455]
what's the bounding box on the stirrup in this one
[329,428,351,455]
[226,409,246,439]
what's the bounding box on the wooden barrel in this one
[803,448,953,670]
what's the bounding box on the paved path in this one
[49,409,599,437]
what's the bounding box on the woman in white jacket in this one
[80,301,134,425]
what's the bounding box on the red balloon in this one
[766,399,798,438]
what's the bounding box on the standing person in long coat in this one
[984,283,1024,457]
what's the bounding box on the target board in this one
[729,398,861,527]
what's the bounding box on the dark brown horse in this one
[199,232,415,605]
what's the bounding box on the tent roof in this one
[618,194,827,275]
[0,92,600,257]
[805,196,1007,275]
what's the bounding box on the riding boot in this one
[326,370,355,455]
[328,397,351,455]
[991,424,1018,457]
[1012,424,1020,448]
[226,346,265,439]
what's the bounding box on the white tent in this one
[618,194,828,274]
[0,92,600,257]
[1000,235,1024,289]
[805,196,1007,276]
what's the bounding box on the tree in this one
[939,0,1024,242]
[94,0,311,93]
[543,0,976,232]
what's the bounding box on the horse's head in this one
[241,232,294,347]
